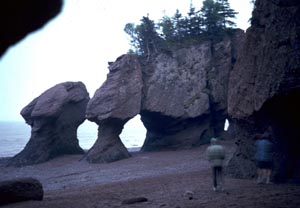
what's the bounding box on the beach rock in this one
[227,0,300,181]
[85,55,142,162]
[0,0,63,57]
[184,190,194,200]
[8,82,89,166]
[0,177,43,205]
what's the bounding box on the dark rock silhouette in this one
[8,82,89,166]
[227,0,300,182]
[0,178,43,205]
[86,30,244,163]
[0,0,63,57]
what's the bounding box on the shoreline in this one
[1,140,300,208]
[0,147,142,165]
[0,141,232,190]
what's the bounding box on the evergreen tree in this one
[216,0,238,29]
[124,16,162,55]
[200,0,237,40]
[138,16,162,55]
[171,9,186,42]
[124,0,238,55]
[124,23,140,53]
[186,6,203,39]
[200,0,222,38]
[159,15,175,42]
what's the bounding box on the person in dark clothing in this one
[255,126,274,184]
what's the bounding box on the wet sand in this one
[0,140,300,208]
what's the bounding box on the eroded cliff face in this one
[141,32,244,151]
[86,30,245,162]
[227,0,300,181]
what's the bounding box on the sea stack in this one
[8,81,89,166]
[85,55,142,163]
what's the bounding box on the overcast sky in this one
[0,0,253,121]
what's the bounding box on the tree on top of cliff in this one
[201,0,222,39]
[186,6,203,39]
[216,0,238,28]
[201,0,238,41]
[124,0,237,55]
[124,16,162,55]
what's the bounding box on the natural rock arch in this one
[84,55,143,163]
[140,110,212,151]
[84,31,244,163]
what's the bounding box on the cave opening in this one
[139,110,213,151]
[255,89,300,182]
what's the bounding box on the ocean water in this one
[0,117,146,157]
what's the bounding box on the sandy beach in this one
[0,140,299,208]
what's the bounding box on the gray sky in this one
[0,0,253,121]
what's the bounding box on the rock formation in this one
[0,0,63,57]
[227,0,300,182]
[86,30,244,163]
[141,31,244,151]
[0,178,43,206]
[85,55,142,163]
[8,82,89,166]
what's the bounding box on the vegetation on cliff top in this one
[124,0,238,56]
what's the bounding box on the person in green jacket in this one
[206,138,226,191]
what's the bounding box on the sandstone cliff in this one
[85,30,245,163]
[227,0,300,182]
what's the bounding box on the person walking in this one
[206,138,226,191]
[255,126,274,184]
